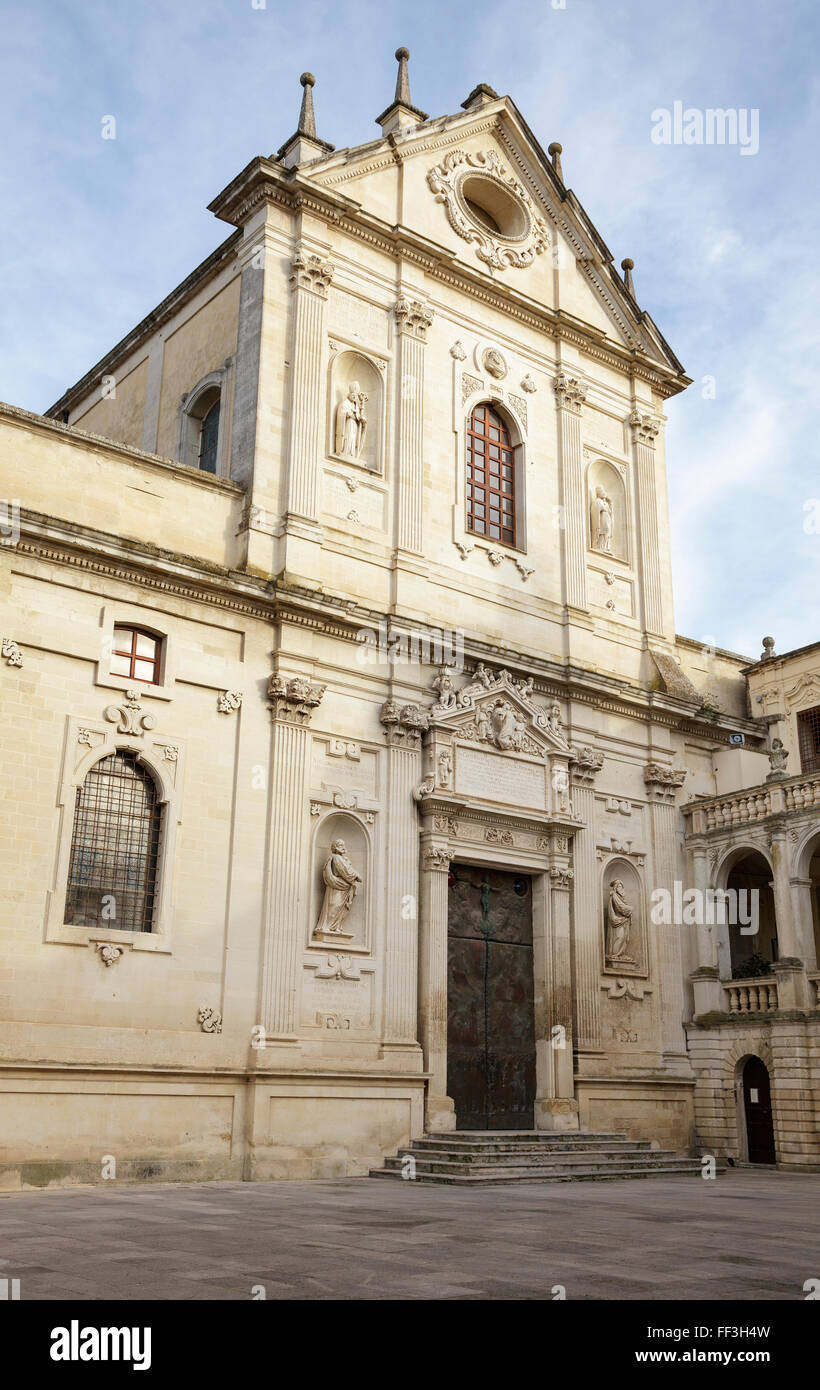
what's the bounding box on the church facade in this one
[1,55,818,1185]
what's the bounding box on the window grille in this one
[65,751,161,933]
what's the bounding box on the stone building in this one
[0,54,817,1184]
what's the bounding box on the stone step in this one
[392,1146,671,1168]
[410,1137,652,1155]
[421,1130,628,1143]
[369,1162,706,1185]
[383,1153,695,1177]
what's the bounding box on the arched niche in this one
[328,349,383,472]
[587,457,627,563]
[601,857,647,976]
[310,812,369,950]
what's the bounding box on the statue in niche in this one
[605,879,636,965]
[335,381,368,460]
[591,485,614,554]
[315,839,362,937]
[438,749,453,787]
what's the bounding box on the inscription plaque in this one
[455,745,546,810]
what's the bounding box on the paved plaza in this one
[0,1169,816,1300]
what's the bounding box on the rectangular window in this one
[797,705,820,774]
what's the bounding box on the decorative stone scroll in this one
[104,688,156,737]
[197,1006,223,1034]
[268,674,326,724]
[2,637,23,667]
[600,977,653,1001]
[217,690,243,714]
[461,372,484,405]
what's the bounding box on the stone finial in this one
[621,257,635,298]
[376,46,428,135]
[277,71,334,168]
[298,72,317,137]
[548,142,564,182]
[761,636,776,661]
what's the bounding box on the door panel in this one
[447,866,536,1130]
[743,1056,776,1164]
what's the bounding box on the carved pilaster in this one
[395,296,433,555]
[418,838,455,1131]
[554,371,587,611]
[646,794,687,1057]
[261,678,325,1037]
[629,408,664,636]
[285,251,335,523]
[382,741,423,1048]
[569,747,604,1051]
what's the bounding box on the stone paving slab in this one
[0,1170,816,1300]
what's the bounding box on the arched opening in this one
[739,1055,776,1164]
[198,396,220,474]
[724,849,777,977]
[466,401,519,546]
[65,750,161,933]
[179,377,224,474]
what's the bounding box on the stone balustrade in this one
[683,770,820,836]
[726,976,778,1015]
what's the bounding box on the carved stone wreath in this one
[427,149,550,270]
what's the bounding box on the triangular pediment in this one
[429,665,570,756]
[304,97,683,376]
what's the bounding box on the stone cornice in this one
[8,511,761,749]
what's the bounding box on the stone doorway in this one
[446,865,536,1130]
[742,1056,776,1164]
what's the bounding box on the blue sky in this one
[1,0,818,658]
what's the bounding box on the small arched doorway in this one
[741,1056,776,1164]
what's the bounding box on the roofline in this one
[741,636,820,675]
[45,229,243,420]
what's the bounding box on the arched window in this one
[110,626,162,684]
[65,751,161,933]
[198,398,220,474]
[466,403,516,545]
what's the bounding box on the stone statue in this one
[591,485,614,554]
[548,702,563,736]
[766,738,789,781]
[432,665,457,708]
[335,381,368,460]
[315,840,362,936]
[474,662,494,688]
[437,749,452,786]
[490,700,526,751]
[475,704,492,741]
[606,879,635,964]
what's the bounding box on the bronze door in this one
[447,865,536,1130]
[742,1056,776,1164]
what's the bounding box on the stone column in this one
[285,250,334,524]
[644,762,688,1055]
[418,840,455,1132]
[554,371,588,612]
[380,702,428,1052]
[769,824,810,1008]
[535,828,579,1131]
[260,674,325,1039]
[629,410,665,637]
[394,295,433,557]
[568,746,604,1051]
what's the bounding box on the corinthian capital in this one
[290,250,335,297]
[553,370,587,414]
[394,295,434,340]
[569,744,604,785]
[380,699,430,748]
[629,408,661,446]
[268,673,326,724]
[643,761,687,801]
